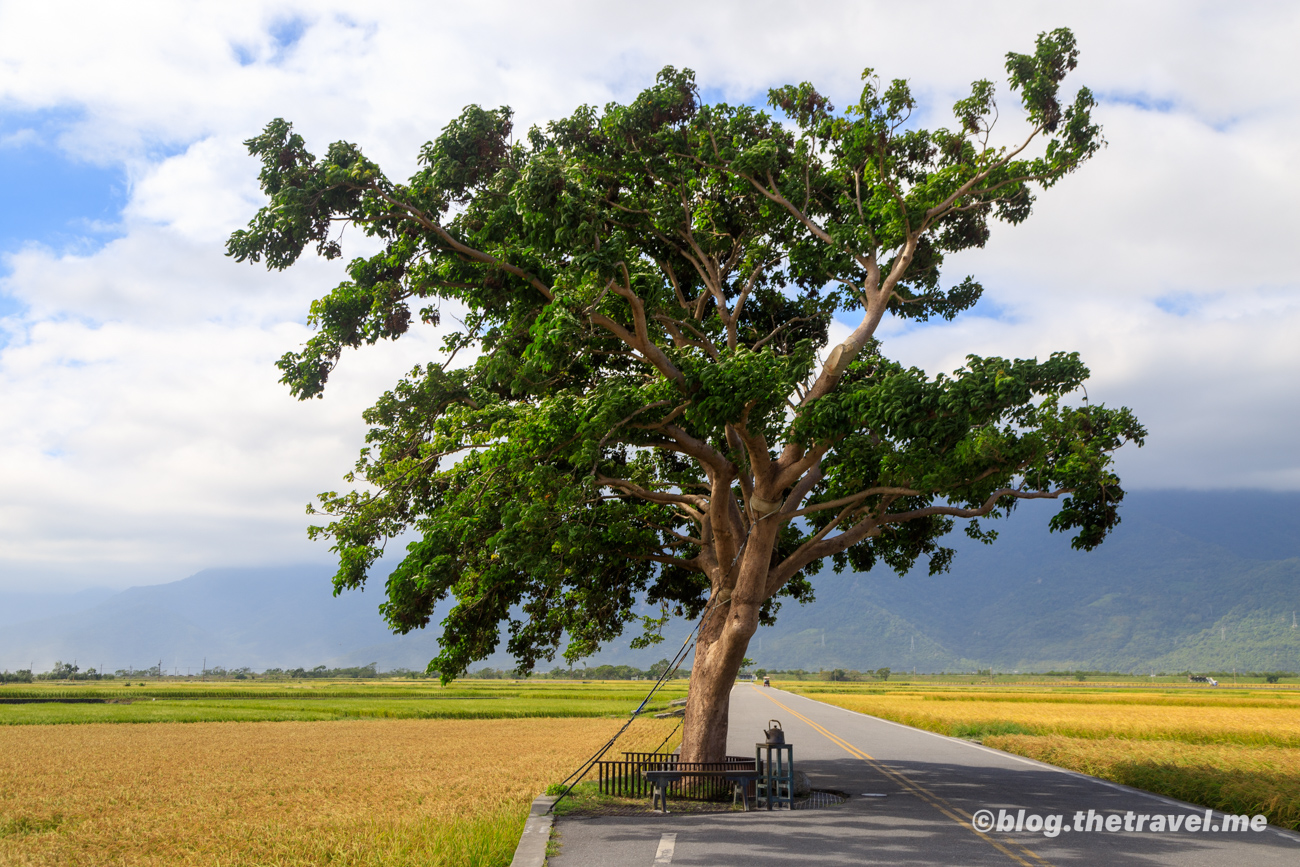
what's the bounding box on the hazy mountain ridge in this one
[755,492,1300,672]
[0,587,117,629]
[0,566,431,673]
[1,492,1297,674]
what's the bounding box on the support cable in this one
[648,720,683,756]
[546,590,725,814]
[547,529,759,813]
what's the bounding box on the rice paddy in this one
[0,679,686,726]
[0,714,680,866]
[781,683,1300,747]
[784,680,1300,830]
[4,676,1298,863]
[983,735,1300,831]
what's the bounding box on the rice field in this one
[7,677,1299,862]
[0,679,687,726]
[781,684,1300,746]
[0,715,681,866]
[785,681,1300,830]
[982,735,1300,831]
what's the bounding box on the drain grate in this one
[792,790,849,810]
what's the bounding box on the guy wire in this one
[546,587,726,814]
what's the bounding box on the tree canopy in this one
[228,28,1144,724]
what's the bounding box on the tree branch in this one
[662,423,735,480]
[596,475,706,512]
[920,124,1045,229]
[880,487,1068,525]
[373,191,555,301]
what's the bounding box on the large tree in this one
[229,28,1143,762]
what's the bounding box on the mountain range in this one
[1,490,1297,675]
[757,490,1300,673]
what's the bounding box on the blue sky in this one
[0,110,126,259]
[1,1,1298,593]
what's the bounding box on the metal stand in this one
[645,771,682,813]
[755,742,794,810]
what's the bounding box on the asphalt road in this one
[549,683,1300,866]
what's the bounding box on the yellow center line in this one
[750,685,1054,867]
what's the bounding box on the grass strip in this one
[545,781,644,816]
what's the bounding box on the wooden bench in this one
[643,761,762,813]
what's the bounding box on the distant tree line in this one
[380,667,437,678]
[542,659,688,680]
[1191,670,1295,683]
[457,660,688,681]
[31,661,114,681]
[7,661,1289,684]
[1041,669,1298,682]
[200,666,255,679]
[261,663,381,679]
[757,668,893,682]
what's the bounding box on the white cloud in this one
[0,1,1298,590]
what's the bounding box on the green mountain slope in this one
[748,491,1300,673]
[2,492,1297,675]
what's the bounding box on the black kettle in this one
[764,719,785,745]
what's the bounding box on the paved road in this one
[550,684,1300,866]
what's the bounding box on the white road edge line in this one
[749,686,1300,845]
[653,832,677,864]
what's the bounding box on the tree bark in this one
[679,504,781,762]
[679,597,761,762]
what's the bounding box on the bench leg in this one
[652,783,669,814]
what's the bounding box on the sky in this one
[1,1,1297,593]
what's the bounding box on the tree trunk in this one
[679,598,760,762]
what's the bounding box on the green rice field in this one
[0,678,688,725]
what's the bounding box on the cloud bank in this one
[1,1,1297,590]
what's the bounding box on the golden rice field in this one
[784,686,1300,746]
[784,683,1300,829]
[983,735,1300,831]
[0,716,679,867]
[6,679,1299,862]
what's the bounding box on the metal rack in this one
[755,742,794,810]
